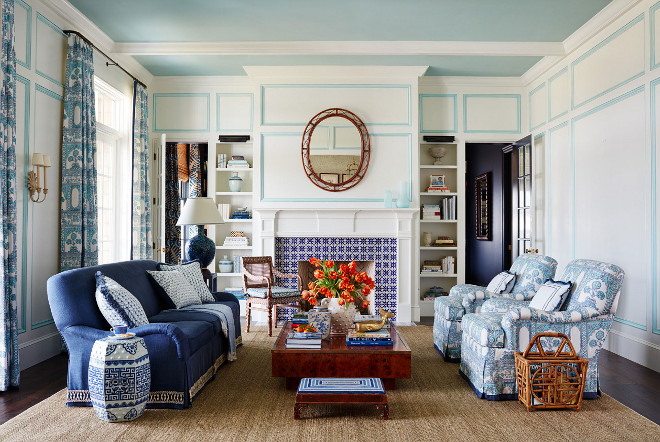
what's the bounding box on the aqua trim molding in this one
[31,319,54,330]
[651,77,660,335]
[260,84,412,127]
[15,0,32,70]
[548,67,569,122]
[571,14,645,111]
[153,93,210,132]
[35,12,66,88]
[333,126,361,150]
[546,121,569,258]
[419,94,457,133]
[533,132,545,140]
[651,1,660,71]
[463,94,521,134]
[529,83,547,132]
[35,83,63,101]
[16,74,30,334]
[571,85,647,331]
[260,132,412,202]
[216,93,254,132]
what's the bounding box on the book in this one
[347,330,392,340]
[285,343,322,349]
[286,338,322,345]
[346,341,393,346]
[288,331,323,339]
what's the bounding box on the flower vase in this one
[326,297,357,335]
[308,299,331,339]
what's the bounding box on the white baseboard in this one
[19,331,63,370]
[606,329,660,373]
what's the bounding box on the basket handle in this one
[522,332,578,358]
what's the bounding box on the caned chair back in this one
[241,256,275,293]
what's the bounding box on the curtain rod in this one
[63,30,147,89]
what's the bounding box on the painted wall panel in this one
[154,93,210,132]
[548,68,569,121]
[217,93,253,132]
[261,133,410,202]
[31,87,63,328]
[533,134,546,254]
[261,85,410,126]
[572,16,645,109]
[14,0,31,69]
[419,94,457,133]
[548,124,570,277]
[573,88,647,329]
[35,13,65,86]
[464,94,520,133]
[652,1,660,70]
[529,84,546,130]
[653,78,660,335]
[15,76,28,333]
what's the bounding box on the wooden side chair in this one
[241,256,303,336]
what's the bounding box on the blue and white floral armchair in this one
[459,259,624,400]
[433,254,557,361]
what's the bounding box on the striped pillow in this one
[529,279,572,311]
[486,271,516,294]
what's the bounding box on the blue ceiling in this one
[67,0,614,76]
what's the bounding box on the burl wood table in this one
[272,322,411,390]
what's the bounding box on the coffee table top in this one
[272,322,411,355]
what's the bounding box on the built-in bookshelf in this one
[417,139,465,317]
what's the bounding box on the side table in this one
[88,335,151,422]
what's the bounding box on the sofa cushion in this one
[434,296,465,321]
[481,298,528,314]
[149,309,224,335]
[95,272,149,328]
[463,312,505,348]
[529,279,572,311]
[486,271,515,294]
[147,270,202,308]
[158,261,215,303]
[247,286,300,299]
[167,320,215,355]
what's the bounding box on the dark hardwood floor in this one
[0,324,658,426]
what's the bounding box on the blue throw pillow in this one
[95,272,149,328]
[157,260,215,303]
[529,279,573,311]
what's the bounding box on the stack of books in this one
[346,330,393,346]
[223,232,249,247]
[421,197,457,220]
[230,209,251,219]
[424,286,448,301]
[433,236,456,247]
[421,256,455,274]
[285,331,322,349]
[292,311,309,325]
[227,155,250,168]
[218,204,231,221]
[217,153,228,168]
[427,175,450,193]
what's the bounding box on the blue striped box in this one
[297,378,385,394]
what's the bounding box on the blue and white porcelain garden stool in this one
[88,335,151,422]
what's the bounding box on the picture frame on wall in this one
[320,173,340,184]
[341,174,353,183]
[475,172,491,241]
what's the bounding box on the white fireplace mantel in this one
[254,208,419,322]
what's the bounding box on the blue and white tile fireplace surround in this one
[255,208,418,323]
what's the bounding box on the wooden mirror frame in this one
[301,108,370,192]
[476,172,491,241]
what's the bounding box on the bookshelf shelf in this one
[419,165,458,169]
[419,273,458,278]
[216,246,253,250]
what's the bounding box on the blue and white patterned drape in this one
[60,35,97,271]
[131,82,151,259]
[0,0,19,390]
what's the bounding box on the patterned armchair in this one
[433,254,557,361]
[459,259,624,400]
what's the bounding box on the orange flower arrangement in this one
[301,258,375,309]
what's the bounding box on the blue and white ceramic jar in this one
[88,335,151,422]
[218,255,233,273]
[228,172,243,192]
[308,299,331,339]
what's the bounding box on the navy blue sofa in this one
[47,259,242,409]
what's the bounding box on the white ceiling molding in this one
[151,76,254,88]
[419,76,523,87]
[243,65,429,79]
[113,41,565,57]
[521,0,640,86]
[41,0,154,86]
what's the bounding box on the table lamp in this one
[176,197,224,270]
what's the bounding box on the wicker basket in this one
[514,332,589,411]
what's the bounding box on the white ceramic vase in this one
[326,297,357,335]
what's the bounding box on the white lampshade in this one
[176,197,224,226]
[42,154,52,167]
[32,153,44,167]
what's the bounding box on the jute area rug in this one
[0,326,658,442]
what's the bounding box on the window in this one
[95,77,131,264]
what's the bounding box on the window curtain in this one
[131,81,151,260]
[187,143,202,237]
[164,142,180,264]
[60,35,97,271]
[0,0,19,390]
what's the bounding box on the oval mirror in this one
[302,108,370,192]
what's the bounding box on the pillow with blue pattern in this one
[95,272,149,328]
[147,269,202,309]
[157,260,215,303]
[529,279,572,311]
[486,271,516,294]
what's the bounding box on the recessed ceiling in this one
[67,0,614,76]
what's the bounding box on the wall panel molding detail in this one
[651,1,660,71]
[35,12,66,87]
[652,77,660,335]
[14,0,32,69]
[529,82,547,131]
[419,94,457,133]
[548,67,569,122]
[463,94,521,133]
[153,93,210,132]
[216,93,253,132]
[15,74,30,334]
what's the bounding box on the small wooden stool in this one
[294,378,389,420]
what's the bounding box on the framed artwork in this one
[319,173,340,184]
[476,172,491,240]
[429,174,445,187]
[341,173,353,183]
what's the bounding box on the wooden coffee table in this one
[272,322,411,390]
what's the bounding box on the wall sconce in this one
[27,153,51,203]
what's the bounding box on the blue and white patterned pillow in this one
[157,261,215,303]
[486,271,515,294]
[529,279,572,311]
[95,272,149,328]
[147,270,202,309]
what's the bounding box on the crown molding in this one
[40,0,154,85]
[243,65,429,79]
[113,40,565,57]
[151,76,254,88]
[419,76,523,87]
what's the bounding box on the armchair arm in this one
[505,307,583,324]
[242,268,271,288]
[462,289,497,314]
[273,268,302,290]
